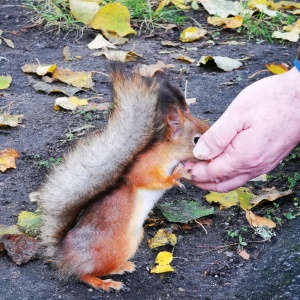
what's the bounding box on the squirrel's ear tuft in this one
[166,106,183,135]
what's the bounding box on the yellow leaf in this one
[17,209,41,238]
[136,61,175,77]
[150,264,174,273]
[0,75,12,90]
[90,3,136,37]
[155,251,173,265]
[207,16,243,29]
[52,68,94,89]
[170,0,190,10]
[155,0,171,14]
[266,63,289,74]
[147,229,177,249]
[245,209,276,228]
[180,27,207,42]
[205,187,255,210]
[69,0,100,25]
[248,0,273,9]
[272,1,300,10]
[0,148,20,172]
[200,0,243,18]
[54,96,88,111]
[177,55,195,63]
[283,19,300,32]
[93,50,142,62]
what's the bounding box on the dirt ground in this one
[1,1,300,300]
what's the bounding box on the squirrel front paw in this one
[171,162,193,189]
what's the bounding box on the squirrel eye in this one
[193,134,201,145]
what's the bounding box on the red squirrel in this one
[35,66,209,291]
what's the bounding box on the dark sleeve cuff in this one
[294,59,300,72]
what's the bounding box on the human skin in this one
[184,66,300,193]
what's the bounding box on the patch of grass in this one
[25,0,186,34]
[237,11,297,42]
[25,0,83,33]
[34,154,62,169]
[287,172,300,189]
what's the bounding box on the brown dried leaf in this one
[0,148,20,172]
[237,248,250,260]
[250,187,293,206]
[245,209,276,228]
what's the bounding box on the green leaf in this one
[17,209,42,238]
[157,200,214,224]
[0,75,12,90]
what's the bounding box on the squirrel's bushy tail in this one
[36,66,162,257]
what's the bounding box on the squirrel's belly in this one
[129,189,166,233]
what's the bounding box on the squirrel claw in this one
[174,180,186,189]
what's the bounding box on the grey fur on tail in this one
[36,67,162,257]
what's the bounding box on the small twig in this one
[194,220,208,234]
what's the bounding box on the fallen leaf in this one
[272,27,300,42]
[54,96,88,111]
[205,187,254,210]
[90,3,136,37]
[2,37,14,48]
[148,229,177,249]
[186,98,197,104]
[250,3,279,17]
[157,200,214,223]
[31,81,81,96]
[63,46,72,61]
[245,209,276,228]
[93,50,142,62]
[197,55,243,71]
[266,63,289,74]
[176,55,195,63]
[102,31,129,45]
[0,75,12,90]
[199,0,242,18]
[151,251,175,274]
[0,225,40,265]
[69,0,100,25]
[0,113,23,127]
[220,41,246,45]
[17,209,41,238]
[155,251,173,265]
[150,264,174,273]
[180,27,207,42]
[52,68,94,89]
[207,16,243,29]
[249,174,268,182]
[237,248,250,260]
[88,33,117,49]
[272,1,300,10]
[36,64,57,76]
[0,148,20,172]
[161,40,181,47]
[250,187,293,206]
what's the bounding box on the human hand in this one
[185,67,300,192]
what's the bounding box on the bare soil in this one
[0,1,299,300]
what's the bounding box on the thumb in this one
[194,111,240,160]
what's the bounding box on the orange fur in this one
[53,77,209,292]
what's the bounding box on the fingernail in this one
[193,141,211,159]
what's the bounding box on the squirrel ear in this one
[167,107,182,135]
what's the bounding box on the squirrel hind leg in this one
[80,275,123,291]
[110,261,136,275]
